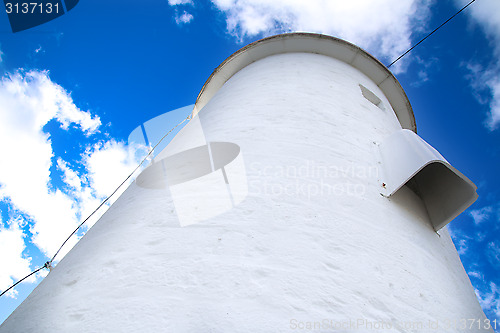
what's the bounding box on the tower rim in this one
[192,32,417,133]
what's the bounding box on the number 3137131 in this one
[5,2,60,14]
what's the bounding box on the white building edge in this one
[1,33,491,332]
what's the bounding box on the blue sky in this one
[0,0,499,327]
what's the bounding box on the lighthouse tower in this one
[1,33,491,332]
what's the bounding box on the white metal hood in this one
[378,129,478,231]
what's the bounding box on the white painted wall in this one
[0,52,490,332]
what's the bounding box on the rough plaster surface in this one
[0,53,490,332]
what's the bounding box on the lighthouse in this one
[0,33,491,332]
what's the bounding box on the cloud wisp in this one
[175,11,194,25]
[469,205,494,225]
[458,0,500,130]
[168,0,195,26]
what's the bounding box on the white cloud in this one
[448,226,470,255]
[0,217,33,298]
[457,0,500,130]
[77,140,145,230]
[450,226,500,321]
[0,70,100,258]
[457,0,500,55]
[0,71,100,135]
[468,270,483,280]
[0,69,146,296]
[83,140,142,199]
[469,205,493,225]
[56,158,102,230]
[463,63,500,130]
[175,11,194,25]
[412,56,439,87]
[57,158,83,192]
[486,241,500,269]
[485,77,500,130]
[56,140,144,231]
[168,0,193,5]
[206,0,433,68]
[168,0,194,26]
[456,238,468,255]
[475,282,500,320]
